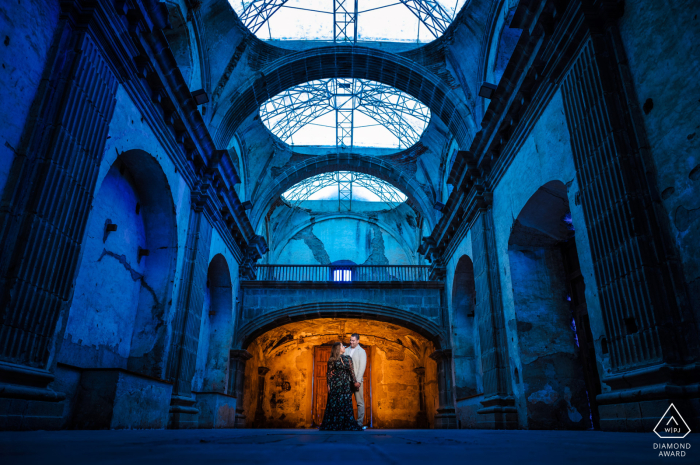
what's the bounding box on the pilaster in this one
[471,206,517,429]
[0,1,118,430]
[166,186,214,429]
[560,0,700,431]
[228,349,252,428]
[430,349,458,429]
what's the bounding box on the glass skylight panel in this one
[282,171,407,210]
[230,1,467,43]
[259,78,431,149]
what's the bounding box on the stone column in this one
[471,206,518,429]
[429,349,457,429]
[560,2,699,431]
[414,366,428,428]
[0,3,118,429]
[165,187,214,429]
[228,349,252,428]
[253,366,270,428]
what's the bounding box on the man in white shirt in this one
[345,333,367,429]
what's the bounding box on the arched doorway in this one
[241,318,438,429]
[193,254,234,393]
[508,180,600,430]
[451,255,481,401]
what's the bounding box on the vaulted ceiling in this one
[163,0,519,244]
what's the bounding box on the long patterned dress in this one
[319,354,363,431]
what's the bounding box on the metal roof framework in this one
[237,0,456,42]
[282,171,408,211]
[259,78,431,151]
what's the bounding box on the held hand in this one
[354,382,361,388]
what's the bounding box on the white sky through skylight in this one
[282,172,408,209]
[229,1,467,42]
[259,78,431,149]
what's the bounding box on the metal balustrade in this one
[256,265,430,282]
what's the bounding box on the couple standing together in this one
[319,333,367,431]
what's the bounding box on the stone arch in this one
[62,149,178,378]
[241,317,440,429]
[250,153,436,230]
[236,302,447,351]
[212,47,475,152]
[508,180,599,430]
[451,255,482,400]
[195,254,234,393]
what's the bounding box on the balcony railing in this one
[256,265,430,282]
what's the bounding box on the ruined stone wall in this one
[490,91,605,428]
[275,218,412,265]
[242,319,438,429]
[47,83,243,428]
[443,232,487,428]
[617,0,700,334]
[441,90,606,429]
[163,0,202,92]
[269,202,423,263]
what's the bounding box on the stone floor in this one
[0,429,696,464]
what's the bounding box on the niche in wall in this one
[60,149,178,378]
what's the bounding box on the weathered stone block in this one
[194,392,237,428]
[70,369,172,429]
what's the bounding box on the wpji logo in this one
[653,404,691,439]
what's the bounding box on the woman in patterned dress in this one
[319,342,363,431]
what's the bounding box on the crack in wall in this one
[97,249,161,308]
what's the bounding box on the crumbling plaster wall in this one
[275,218,411,265]
[617,0,700,332]
[268,202,424,265]
[243,319,438,429]
[0,0,60,195]
[490,90,607,428]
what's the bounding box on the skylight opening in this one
[260,78,431,150]
[230,1,467,43]
[282,171,408,211]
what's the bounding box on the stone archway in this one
[249,153,438,231]
[212,47,475,151]
[508,180,599,430]
[242,318,439,429]
[194,254,234,394]
[451,255,482,401]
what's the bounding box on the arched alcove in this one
[194,254,234,393]
[451,255,481,401]
[508,180,599,430]
[61,150,178,378]
[241,318,439,429]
